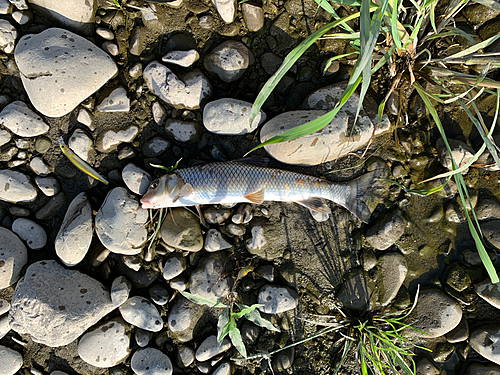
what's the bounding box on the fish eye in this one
[150,180,159,189]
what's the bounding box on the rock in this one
[177,345,195,367]
[0,128,11,147]
[143,136,170,157]
[96,87,130,112]
[446,316,468,343]
[149,283,169,305]
[242,3,264,31]
[35,191,66,220]
[245,218,285,260]
[96,27,114,40]
[415,357,440,375]
[9,260,115,346]
[204,229,232,252]
[135,329,152,347]
[162,49,200,67]
[195,335,231,361]
[161,208,203,252]
[376,252,407,306]
[77,318,131,368]
[27,0,96,33]
[336,268,373,312]
[365,210,405,250]
[14,28,117,117]
[34,176,59,196]
[29,156,52,175]
[481,219,500,250]
[0,345,22,375]
[462,362,500,375]
[12,217,47,249]
[444,262,471,292]
[189,252,231,301]
[0,0,13,14]
[0,314,10,339]
[436,138,474,172]
[0,101,49,136]
[407,288,462,338]
[144,61,211,110]
[164,119,201,143]
[152,101,166,125]
[212,0,236,23]
[12,10,32,25]
[111,276,132,307]
[471,324,500,365]
[258,285,299,314]
[0,170,37,203]
[96,125,138,152]
[130,347,173,375]
[102,41,118,56]
[0,298,10,315]
[95,187,148,255]
[55,192,92,266]
[475,278,500,309]
[129,62,142,80]
[119,296,163,332]
[122,163,151,195]
[68,128,92,161]
[163,253,187,280]
[476,196,500,220]
[203,206,231,224]
[9,0,27,9]
[0,227,27,288]
[129,26,146,56]
[261,52,283,75]
[77,108,93,129]
[204,41,254,82]
[0,19,17,53]
[203,98,265,135]
[170,277,188,291]
[168,296,205,342]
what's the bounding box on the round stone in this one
[34,176,60,196]
[160,208,203,252]
[470,324,500,365]
[119,296,163,332]
[163,253,187,280]
[196,335,232,362]
[0,170,37,203]
[167,296,205,342]
[0,345,22,375]
[0,227,27,289]
[258,285,299,314]
[204,40,254,83]
[189,253,230,301]
[203,98,265,135]
[0,19,17,53]
[122,163,151,195]
[12,217,47,249]
[0,101,49,136]
[110,276,132,307]
[130,347,173,375]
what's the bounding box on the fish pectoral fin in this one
[293,198,331,214]
[172,183,193,203]
[244,189,265,204]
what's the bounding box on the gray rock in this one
[177,345,195,367]
[68,128,92,161]
[437,138,474,172]
[462,362,500,375]
[241,321,260,343]
[365,210,405,250]
[0,19,17,53]
[169,276,188,291]
[12,10,32,25]
[131,347,173,375]
[162,49,199,67]
[102,41,118,56]
[0,0,13,14]
[129,62,142,80]
[482,219,500,251]
[9,260,115,347]
[27,0,96,33]
[407,288,462,338]
[475,278,500,309]
[163,253,187,280]
[143,136,170,157]
[258,285,299,314]
[164,119,201,143]
[242,3,264,31]
[152,101,166,125]
[144,61,211,110]
[0,345,22,375]
[204,41,253,82]
[203,206,231,224]
[0,128,11,146]
[29,156,52,175]
[0,101,49,136]
[55,192,92,266]
[189,253,231,301]
[415,357,440,375]
[204,229,232,252]
[446,316,468,343]
[471,324,500,365]
[476,197,500,220]
[12,217,47,250]
[168,296,205,342]
[149,284,169,305]
[336,268,373,312]
[111,276,132,307]
[77,108,93,129]
[34,176,60,196]
[203,98,265,135]
[96,125,138,152]
[195,335,231,361]
[0,227,27,289]
[376,252,407,306]
[9,0,27,10]
[129,26,146,56]
[444,262,471,292]
[95,187,148,255]
[135,328,152,347]
[119,296,163,332]
[212,0,236,23]
[14,28,117,117]
[0,298,10,315]
[161,208,203,252]
[0,314,10,339]
[96,87,130,112]
[122,163,151,195]
[35,191,66,220]
[77,318,131,368]
[96,27,114,40]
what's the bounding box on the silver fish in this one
[140,161,378,223]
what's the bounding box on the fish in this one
[140,161,379,223]
[59,137,109,185]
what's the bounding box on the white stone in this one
[0,298,10,315]
[204,229,232,252]
[164,119,200,143]
[164,0,182,7]
[0,314,10,339]
[12,10,31,25]
[9,260,115,347]
[34,176,60,196]
[162,49,200,67]
[0,19,17,53]
[242,3,264,31]
[0,0,13,14]
[96,27,114,40]
[212,0,236,23]
[68,128,92,162]
[0,169,37,203]
[0,226,27,289]
[0,101,49,137]
[470,324,500,365]
[0,128,11,146]
[78,318,131,368]
[475,279,500,309]
[144,61,211,110]
[12,218,47,249]
[27,0,96,33]
[95,187,148,255]
[152,101,166,125]
[29,156,51,175]
[143,136,170,157]
[77,107,93,128]
[97,125,138,152]
[9,0,27,9]
[0,345,22,375]
[203,98,265,135]
[14,28,118,117]
[167,296,205,342]
[258,285,299,314]
[122,163,151,195]
[131,347,173,375]
[204,41,253,83]
[163,254,186,280]
[111,276,132,307]
[196,335,231,361]
[55,192,92,266]
[177,345,194,367]
[213,361,231,375]
[189,253,230,300]
[119,296,163,332]
[129,62,142,79]
[102,41,118,56]
[376,252,407,306]
[96,87,130,112]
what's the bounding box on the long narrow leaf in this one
[179,291,227,308]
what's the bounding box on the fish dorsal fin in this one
[294,198,331,214]
[244,189,265,204]
[232,157,270,167]
[172,183,193,202]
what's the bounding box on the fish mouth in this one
[140,198,155,209]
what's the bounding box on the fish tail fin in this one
[332,170,383,223]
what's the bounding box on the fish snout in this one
[140,197,154,209]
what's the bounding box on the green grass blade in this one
[179,291,227,308]
[217,307,231,341]
[443,32,500,61]
[315,0,356,33]
[390,0,403,50]
[380,177,451,196]
[333,339,352,375]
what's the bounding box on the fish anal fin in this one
[172,183,193,202]
[294,198,331,214]
[244,189,265,204]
